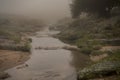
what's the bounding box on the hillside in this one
[54,9,120,80]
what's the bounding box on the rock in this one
[0,72,10,79]
[78,61,120,80]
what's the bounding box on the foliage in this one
[0,14,44,52]
[0,43,31,52]
[70,0,120,18]
[80,47,93,55]
[104,50,120,61]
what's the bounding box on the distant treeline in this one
[70,0,120,18]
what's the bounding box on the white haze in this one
[0,0,71,24]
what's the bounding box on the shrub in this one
[80,47,94,55]
[91,50,104,56]
[93,45,102,50]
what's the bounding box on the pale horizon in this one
[0,0,71,24]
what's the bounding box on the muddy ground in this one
[0,50,30,71]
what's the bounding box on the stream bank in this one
[52,14,120,80]
[3,28,89,80]
[0,50,30,79]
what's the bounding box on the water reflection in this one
[70,51,90,71]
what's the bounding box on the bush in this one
[93,45,102,50]
[0,42,31,52]
[91,50,104,56]
[23,42,31,52]
[80,47,93,55]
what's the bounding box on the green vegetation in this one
[71,0,120,18]
[78,60,120,80]
[103,50,120,61]
[56,14,120,54]
[53,0,120,79]
[0,14,44,52]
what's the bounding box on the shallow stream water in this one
[5,27,88,80]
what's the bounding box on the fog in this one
[0,0,71,23]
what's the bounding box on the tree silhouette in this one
[71,0,120,18]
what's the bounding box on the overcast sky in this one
[0,0,71,23]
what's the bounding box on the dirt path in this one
[0,50,30,71]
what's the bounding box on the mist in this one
[0,0,71,24]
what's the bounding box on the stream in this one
[5,27,88,80]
